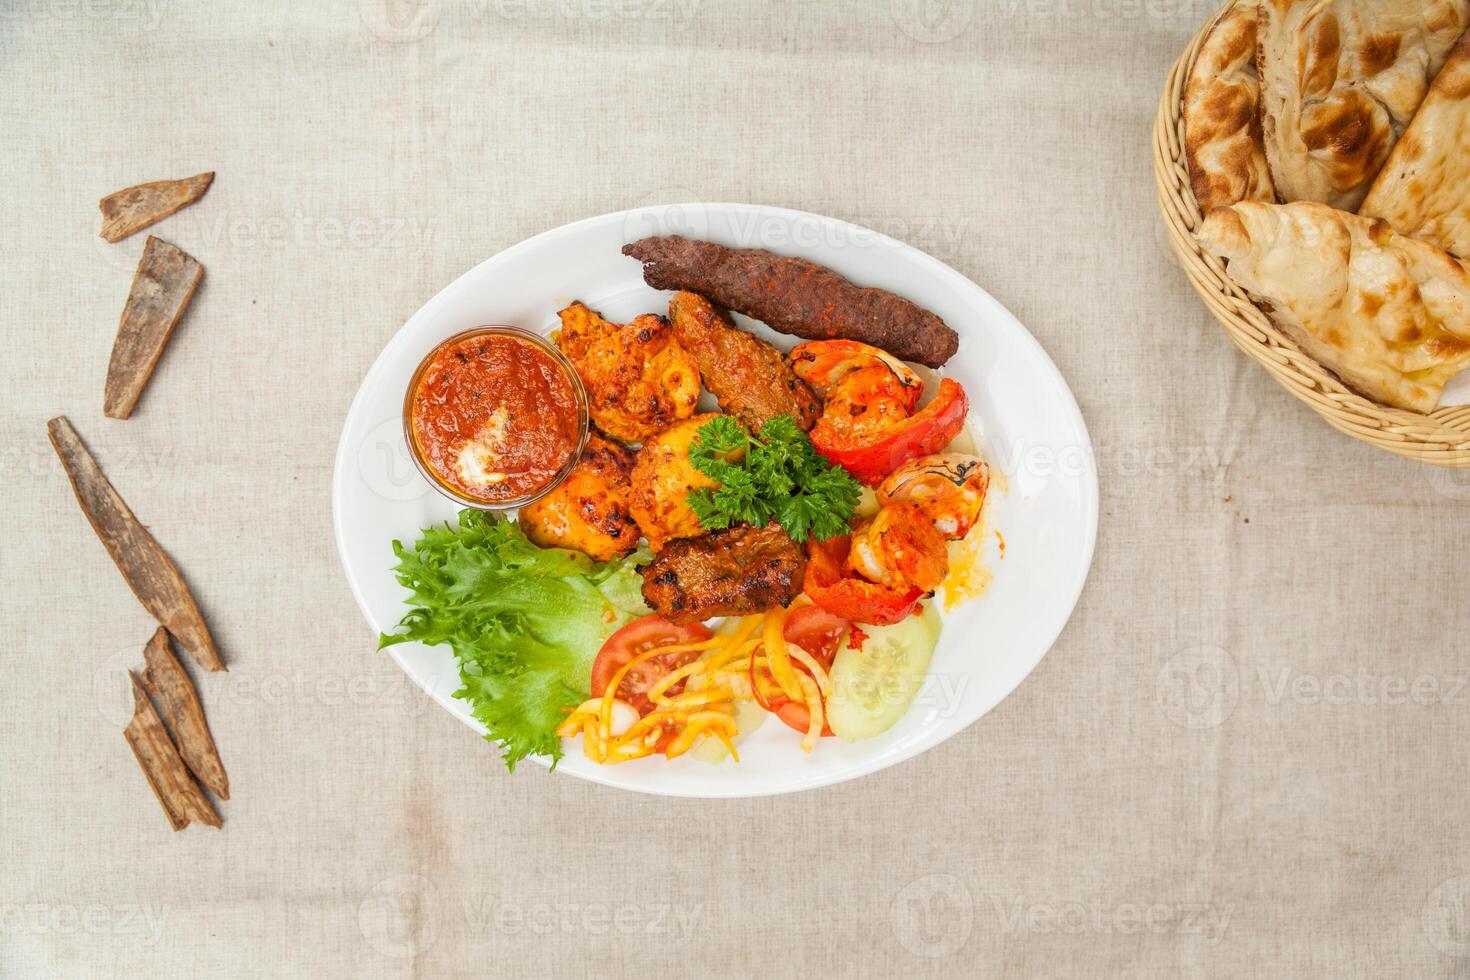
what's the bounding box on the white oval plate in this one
[332,203,1097,797]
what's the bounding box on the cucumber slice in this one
[691,699,767,764]
[826,602,942,742]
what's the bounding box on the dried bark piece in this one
[140,627,228,799]
[47,417,225,671]
[124,671,220,831]
[98,171,213,243]
[104,236,204,419]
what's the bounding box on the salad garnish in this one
[685,414,860,543]
[381,510,649,770]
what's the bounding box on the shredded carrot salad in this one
[556,606,835,764]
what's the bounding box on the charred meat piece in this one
[640,524,806,624]
[519,432,639,562]
[667,291,820,432]
[623,236,959,368]
[555,301,701,444]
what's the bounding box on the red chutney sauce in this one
[409,331,583,504]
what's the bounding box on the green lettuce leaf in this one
[380,509,649,770]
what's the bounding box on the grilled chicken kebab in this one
[518,432,639,562]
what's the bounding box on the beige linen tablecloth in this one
[4,2,1469,976]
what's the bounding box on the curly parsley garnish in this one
[686,415,860,543]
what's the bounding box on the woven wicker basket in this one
[1153,3,1470,468]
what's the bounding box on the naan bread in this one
[1360,32,1470,257]
[1184,1,1276,211]
[1199,201,1470,412]
[1256,0,1470,211]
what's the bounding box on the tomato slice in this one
[812,378,969,486]
[803,536,924,625]
[782,605,847,669]
[750,605,849,738]
[590,615,712,716]
[747,609,842,709]
[773,698,834,738]
[758,661,835,737]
